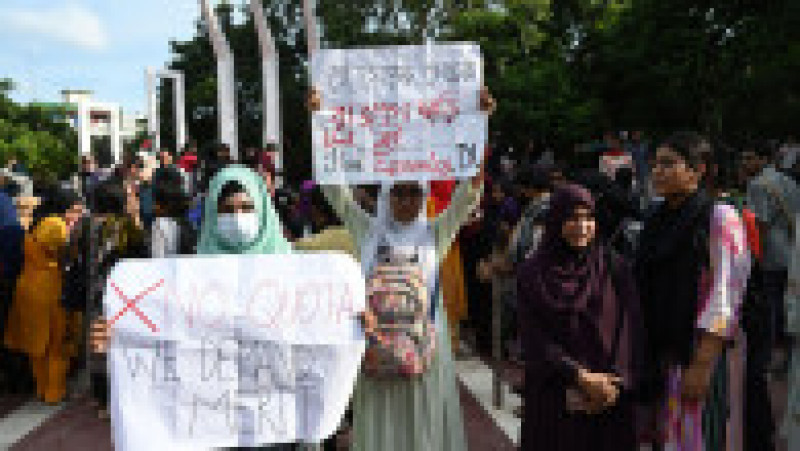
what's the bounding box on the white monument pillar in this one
[110,105,122,164]
[145,68,188,154]
[173,72,187,152]
[300,0,321,192]
[250,0,283,173]
[199,0,239,160]
[77,100,91,157]
[146,67,160,151]
[302,0,321,53]
[157,69,188,154]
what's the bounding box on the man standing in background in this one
[746,142,800,366]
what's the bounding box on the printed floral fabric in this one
[364,262,437,377]
[660,203,750,451]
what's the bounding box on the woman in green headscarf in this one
[91,165,294,450]
[196,165,291,255]
[197,165,293,450]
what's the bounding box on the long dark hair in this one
[91,179,126,215]
[31,184,80,230]
[153,169,189,218]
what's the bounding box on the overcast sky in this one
[0,0,214,115]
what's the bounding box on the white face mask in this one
[217,212,260,245]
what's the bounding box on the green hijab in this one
[196,165,291,255]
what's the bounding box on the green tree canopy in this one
[162,0,800,180]
[0,79,79,183]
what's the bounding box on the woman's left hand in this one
[479,87,496,115]
[681,333,723,402]
[471,145,491,189]
[681,360,715,402]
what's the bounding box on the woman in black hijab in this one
[517,183,644,450]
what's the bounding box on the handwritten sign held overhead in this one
[311,43,487,184]
[104,253,366,450]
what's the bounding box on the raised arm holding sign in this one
[308,43,493,451]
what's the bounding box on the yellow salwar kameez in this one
[4,216,69,403]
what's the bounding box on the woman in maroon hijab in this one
[517,183,644,450]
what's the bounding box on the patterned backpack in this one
[363,243,437,378]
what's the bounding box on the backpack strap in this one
[430,277,440,322]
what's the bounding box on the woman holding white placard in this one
[309,87,494,451]
[91,165,295,450]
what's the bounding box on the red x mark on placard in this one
[108,279,164,333]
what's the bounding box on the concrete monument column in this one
[302,0,320,53]
[249,0,283,174]
[78,99,91,157]
[110,104,122,163]
[173,71,187,152]
[199,0,239,160]
[146,67,160,150]
[157,69,188,154]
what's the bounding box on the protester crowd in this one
[1,96,799,451]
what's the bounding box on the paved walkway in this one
[0,357,515,450]
[0,358,788,450]
[456,357,520,448]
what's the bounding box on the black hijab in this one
[637,188,713,369]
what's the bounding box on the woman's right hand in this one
[357,310,378,337]
[577,369,622,409]
[90,319,112,354]
[308,87,322,112]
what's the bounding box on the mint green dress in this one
[323,181,482,451]
[197,165,292,450]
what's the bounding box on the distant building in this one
[60,90,147,143]
[30,90,147,165]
